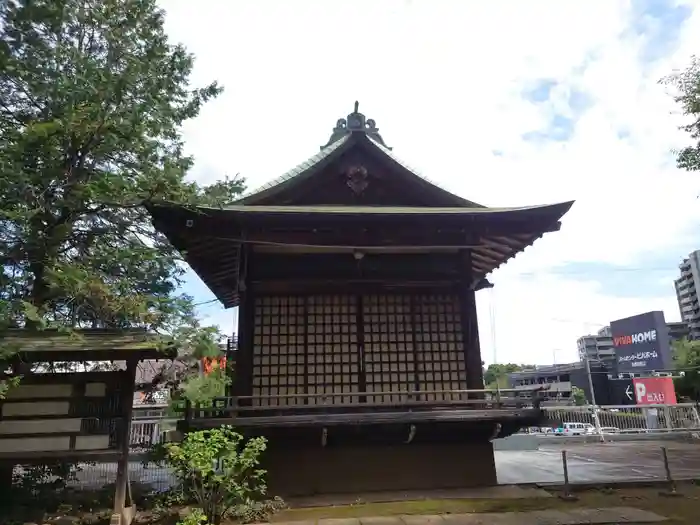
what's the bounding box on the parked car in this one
[594,426,621,435]
[555,422,594,436]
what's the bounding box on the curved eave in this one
[236,135,352,204]
[147,201,574,308]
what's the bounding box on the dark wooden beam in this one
[251,280,460,295]
[187,214,563,240]
[459,250,485,391]
[234,244,254,404]
[185,227,478,249]
[248,252,462,281]
[112,358,138,524]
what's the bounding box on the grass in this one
[7,482,700,524]
[270,483,700,524]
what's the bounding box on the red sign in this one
[632,377,677,405]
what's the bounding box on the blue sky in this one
[159,0,700,365]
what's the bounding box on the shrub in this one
[178,508,209,525]
[163,426,268,525]
[231,496,287,524]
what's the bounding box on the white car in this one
[591,426,621,435]
[557,422,594,436]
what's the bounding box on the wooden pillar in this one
[112,358,138,525]
[0,465,13,505]
[458,250,485,390]
[234,244,254,406]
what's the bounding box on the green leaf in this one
[0,0,245,395]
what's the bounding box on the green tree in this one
[483,363,534,389]
[664,56,700,171]
[672,338,700,401]
[0,0,243,398]
[571,385,588,406]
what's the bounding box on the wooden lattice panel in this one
[307,295,360,405]
[363,294,417,403]
[252,295,306,407]
[413,294,466,401]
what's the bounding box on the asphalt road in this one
[496,439,700,485]
[68,439,700,490]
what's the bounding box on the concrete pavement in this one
[496,440,700,485]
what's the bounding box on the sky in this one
[158,0,700,366]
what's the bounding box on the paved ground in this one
[496,439,700,485]
[267,507,668,524]
[286,486,553,508]
[68,439,700,491]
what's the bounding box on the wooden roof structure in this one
[147,102,574,308]
[0,328,176,363]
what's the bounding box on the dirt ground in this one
[271,483,700,524]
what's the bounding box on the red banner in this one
[202,357,227,375]
[632,377,677,405]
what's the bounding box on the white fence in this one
[129,418,177,449]
[542,403,700,434]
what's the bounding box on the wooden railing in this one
[182,387,551,424]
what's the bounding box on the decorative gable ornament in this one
[320,101,391,150]
[346,166,369,194]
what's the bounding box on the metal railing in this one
[541,403,700,434]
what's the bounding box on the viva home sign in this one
[614,329,659,369]
[613,330,657,346]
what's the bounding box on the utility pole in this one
[584,354,604,441]
[584,353,597,406]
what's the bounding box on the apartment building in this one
[577,327,615,364]
[675,250,700,340]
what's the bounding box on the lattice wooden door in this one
[363,294,417,403]
[413,293,466,401]
[306,295,360,405]
[251,292,465,406]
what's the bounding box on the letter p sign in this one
[635,382,647,404]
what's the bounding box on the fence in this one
[541,403,700,434]
[55,403,700,491]
[129,417,176,450]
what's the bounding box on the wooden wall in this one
[0,372,124,456]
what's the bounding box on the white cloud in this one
[159,0,700,364]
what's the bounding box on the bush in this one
[231,496,287,524]
[162,426,268,525]
[178,508,209,525]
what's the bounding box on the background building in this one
[517,315,690,406]
[577,321,688,366]
[667,321,690,341]
[675,250,700,340]
[577,327,614,364]
[508,361,613,405]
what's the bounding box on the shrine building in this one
[147,102,573,496]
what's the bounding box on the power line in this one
[513,266,677,276]
[193,298,219,307]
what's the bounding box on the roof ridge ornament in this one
[320,101,392,150]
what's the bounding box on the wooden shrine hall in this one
[147,102,574,496]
